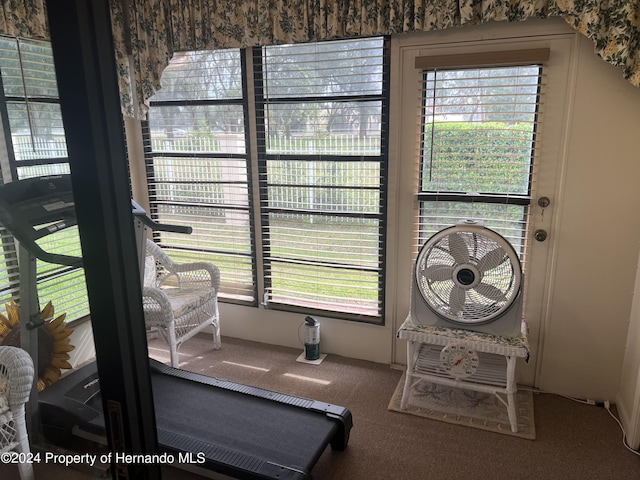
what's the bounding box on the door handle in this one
[534,229,548,242]
[537,196,550,208]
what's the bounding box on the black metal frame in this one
[45,1,159,478]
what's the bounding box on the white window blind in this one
[0,36,88,322]
[257,38,389,321]
[145,49,256,303]
[416,53,546,274]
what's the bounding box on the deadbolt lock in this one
[538,196,550,208]
[534,229,548,242]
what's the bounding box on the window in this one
[416,50,548,271]
[0,36,89,321]
[145,49,255,303]
[0,37,68,178]
[144,37,389,322]
[257,38,389,320]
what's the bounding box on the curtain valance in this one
[2,0,639,118]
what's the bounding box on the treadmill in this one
[0,175,352,480]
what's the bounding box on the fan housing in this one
[411,220,524,337]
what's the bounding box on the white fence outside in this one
[11,133,381,160]
[12,135,67,160]
[151,133,381,156]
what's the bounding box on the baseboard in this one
[615,392,640,450]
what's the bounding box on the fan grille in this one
[416,225,521,325]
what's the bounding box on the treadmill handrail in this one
[22,211,192,266]
[131,199,192,235]
[136,215,192,235]
[19,241,83,268]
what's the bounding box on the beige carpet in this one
[389,374,536,440]
[5,335,640,480]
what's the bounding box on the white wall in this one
[534,30,640,400]
[220,303,393,364]
[128,19,640,404]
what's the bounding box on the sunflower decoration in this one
[0,300,75,391]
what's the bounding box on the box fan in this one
[411,219,523,338]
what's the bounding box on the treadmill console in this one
[0,175,80,267]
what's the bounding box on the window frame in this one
[415,51,548,264]
[253,39,390,323]
[0,36,89,323]
[142,37,391,323]
[143,49,259,306]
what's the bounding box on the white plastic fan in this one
[411,219,524,337]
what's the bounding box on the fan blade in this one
[447,232,470,264]
[476,247,506,274]
[474,282,508,302]
[423,264,454,282]
[448,286,466,315]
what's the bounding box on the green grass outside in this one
[3,122,533,321]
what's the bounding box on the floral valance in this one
[0,0,47,40]
[2,1,639,118]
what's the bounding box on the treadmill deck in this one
[39,359,352,479]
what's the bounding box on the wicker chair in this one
[0,346,35,480]
[143,239,221,368]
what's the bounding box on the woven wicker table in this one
[397,314,530,432]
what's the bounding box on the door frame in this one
[388,21,576,388]
[46,1,160,477]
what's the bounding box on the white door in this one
[389,24,575,386]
